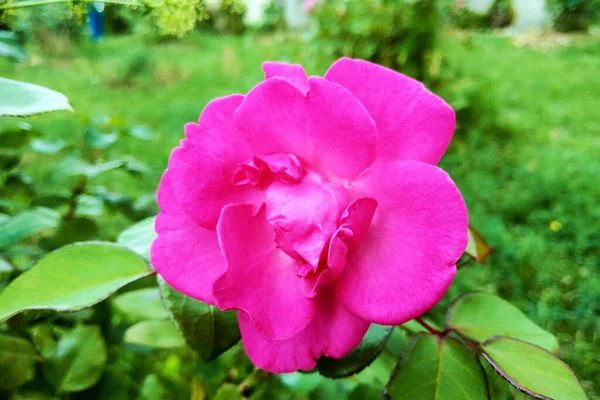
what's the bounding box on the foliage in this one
[309,0,443,85]
[9,3,84,55]
[260,0,285,33]
[200,0,246,34]
[450,0,515,29]
[549,0,600,31]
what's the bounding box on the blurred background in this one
[0,0,598,399]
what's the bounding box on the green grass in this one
[1,30,599,397]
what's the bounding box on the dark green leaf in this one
[385,333,489,399]
[0,333,39,390]
[40,217,99,250]
[123,319,185,349]
[481,337,588,400]
[465,225,493,263]
[43,325,107,394]
[158,277,240,362]
[0,207,60,249]
[31,324,57,359]
[117,216,157,259]
[0,77,73,117]
[349,383,382,400]
[0,242,152,321]
[112,288,168,321]
[385,327,410,358]
[31,195,71,209]
[317,324,392,378]
[446,292,559,352]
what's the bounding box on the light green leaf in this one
[139,374,171,400]
[30,138,67,155]
[214,383,242,400]
[43,325,107,394]
[0,207,60,249]
[158,277,240,362]
[446,292,559,352]
[481,337,588,400]
[0,77,73,117]
[465,225,493,263]
[117,216,157,259]
[112,287,168,321]
[0,242,153,322]
[123,319,185,349]
[0,30,27,63]
[0,333,39,390]
[83,128,118,149]
[317,324,392,378]
[385,333,489,400]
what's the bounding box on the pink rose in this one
[151,58,468,373]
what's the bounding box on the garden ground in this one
[1,29,598,397]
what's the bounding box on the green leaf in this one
[128,125,154,140]
[0,242,152,322]
[0,254,14,281]
[117,216,157,259]
[481,337,588,400]
[0,207,60,249]
[214,383,242,400]
[83,128,118,149]
[446,292,559,352]
[139,374,172,400]
[0,77,73,117]
[43,325,107,394]
[40,217,99,250]
[0,333,39,390]
[158,277,240,362]
[317,324,392,378]
[123,319,185,349]
[112,288,168,321]
[385,333,489,400]
[0,30,27,62]
[349,384,381,400]
[50,157,126,182]
[465,225,493,263]
[30,138,67,155]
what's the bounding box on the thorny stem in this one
[0,0,141,10]
[415,317,445,336]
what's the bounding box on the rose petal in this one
[266,181,350,267]
[335,161,468,325]
[325,58,455,165]
[239,287,369,373]
[300,198,378,297]
[262,61,310,93]
[151,171,226,305]
[168,94,263,230]
[213,204,316,341]
[235,76,377,182]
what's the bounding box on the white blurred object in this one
[244,0,272,27]
[283,0,308,28]
[512,0,550,29]
[465,0,494,14]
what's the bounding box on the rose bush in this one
[150,58,468,373]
